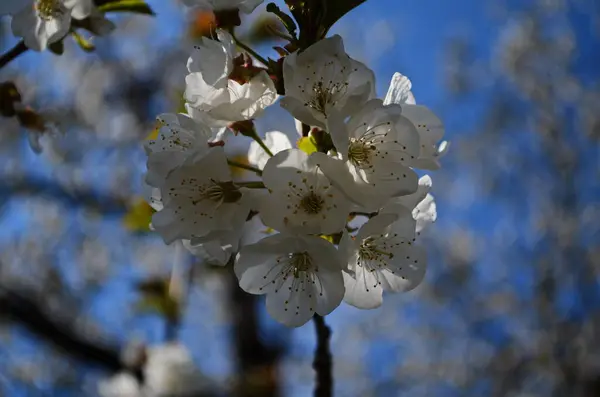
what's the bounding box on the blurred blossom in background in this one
[1,0,599,396]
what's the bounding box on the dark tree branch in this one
[312,314,332,397]
[0,175,129,215]
[226,268,282,397]
[0,41,28,70]
[0,285,141,380]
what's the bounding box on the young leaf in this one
[98,0,155,15]
[71,31,96,52]
[297,136,317,155]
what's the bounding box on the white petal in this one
[248,130,292,169]
[380,245,427,292]
[279,96,324,128]
[262,149,311,189]
[356,213,398,240]
[402,104,445,144]
[343,266,383,309]
[314,270,344,316]
[266,278,316,327]
[414,193,437,233]
[384,72,416,105]
[65,0,93,19]
[326,108,349,158]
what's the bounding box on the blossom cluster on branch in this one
[142,0,448,327]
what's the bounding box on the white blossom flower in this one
[312,99,420,209]
[248,130,292,169]
[181,0,263,14]
[280,35,375,128]
[235,233,345,327]
[259,149,351,235]
[381,175,437,233]
[340,211,427,309]
[9,0,94,51]
[144,113,212,187]
[98,373,142,397]
[181,194,253,265]
[384,72,449,170]
[185,30,277,128]
[151,147,251,244]
[143,343,211,397]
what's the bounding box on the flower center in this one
[289,252,313,278]
[194,180,241,205]
[35,0,63,19]
[348,140,374,167]
[299,191,324,214]
[306,78,348,114]
[359,238,394,263]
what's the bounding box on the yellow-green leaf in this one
[71,31,95,52]
[98,0,155,15]
[123,199,155,232]
[297,136,317,155]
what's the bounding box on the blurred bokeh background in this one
[1,0,599,396]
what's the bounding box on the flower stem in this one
[0,41,28,69]
[312,314,333,397]
[236,181,266,189]
[228,159,263,176]
[230,32,270,67]
[254,134,274,157]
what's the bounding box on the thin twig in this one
[0,41,28,69]
[230,31,270,66]
[313,314,333,397]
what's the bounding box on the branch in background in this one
[0,285,142,380]
[226,268,282,397]
[0,41,28,70]
[0,175,129,215]
[312,315,332,397]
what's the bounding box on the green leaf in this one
[98,0,155,15]
[320,0,367,35]
[71,31,95,52]
[48,40,64,55]
[266,3,297,37]
[297,136,317,155]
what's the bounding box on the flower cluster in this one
[144,24,447,326]
[0,0,114,51]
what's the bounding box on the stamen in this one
[35,0,63,20]
[299,191,324,214]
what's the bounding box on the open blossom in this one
[185,30,277,128]
[235,233,345,327]
[259,149,351,235]
[151,147,251,244]
[340,211,427,309]
[8,0,94,51]
[144,113,213,187]
[144,344,211,396]
[312,99,420,209]
[99,344,211,397]
[384,72,449,170]
[181,0,263,13]
[248,130,293,169]
[280,35,375,129]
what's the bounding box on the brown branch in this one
[226,268,282,397]
[0,285,141,380]
[312,314,332,397]
[0,41,28,70]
